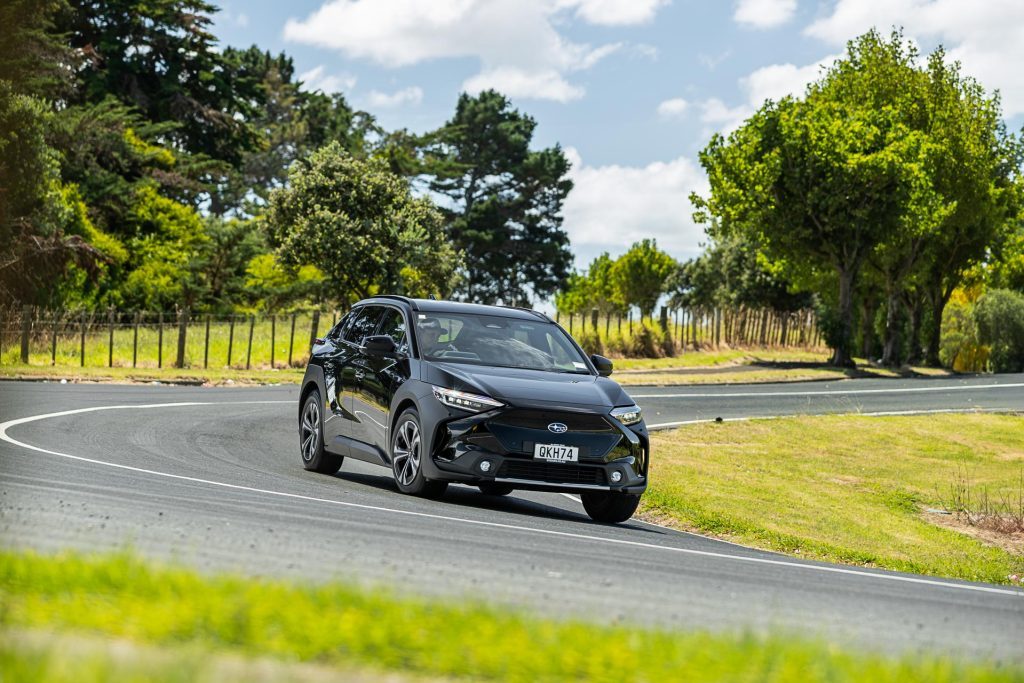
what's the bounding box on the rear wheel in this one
[581,492,640,524]
[299,392,343,474]
[478,483,514,496]
[391,409,447,499]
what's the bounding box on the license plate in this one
[533,443,579,462]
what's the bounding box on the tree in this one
[915,53,1022,365]
[694,32,956,367]
[59,0,259,167]
[423,90,573,305]
[610,240,677,319]
[264,142,462,304]
[0,0,75,99]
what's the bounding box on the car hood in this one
[423,362,631,408]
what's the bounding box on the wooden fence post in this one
[591,309,599,338]
[288,313,296,367]
[659,306,668,333]
[309,310,321,350]
[569,314,573,334]
[51,313,58,366]
[132,312,139,368]
[175,308,188,369]
[270,314,276,369]
[628,310,633,335]
[79,312,86,367]
[203,314,211,369]
[245,315,255,370]
[20,305,31,364]
[157,312,164,368]
[227,315,235,367]
[107,308,115,368]
[604,313,610,339]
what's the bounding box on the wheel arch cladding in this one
[390,398,418,439]
[300,381,320,419]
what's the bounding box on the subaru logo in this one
[547,422,568,434]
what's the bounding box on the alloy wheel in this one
[301,399,320,462]
[393,419,420,486]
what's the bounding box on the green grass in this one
[613,349,829,370]
[644,414,1024,584]
[617,366,854,386]
[1,550,1019,683]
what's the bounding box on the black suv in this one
[298,296,648,523]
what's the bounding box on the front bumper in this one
[424,404,649,494]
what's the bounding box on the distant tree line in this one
[0,0,574,313]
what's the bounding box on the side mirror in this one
[362,335,398,357]
[591,354,613,377]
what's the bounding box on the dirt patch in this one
[923,511,1024,556]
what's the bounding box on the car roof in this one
[359,296,551,322]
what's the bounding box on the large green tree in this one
[694,32,961,367]
[423,90,573,306]
[265,142,462,303]
[59,0,259,168]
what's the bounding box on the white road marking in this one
[2,402,1020,598]
[630,381,1024,399]
[646,407,1013,430]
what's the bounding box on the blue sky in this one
[212,0,1024,270]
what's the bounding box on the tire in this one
[391,408,447,499]
[478,483,514,496]
[581,492,641,524]
[299,392,343,474]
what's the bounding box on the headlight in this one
[432,386,503,412]
[611,405,642,426]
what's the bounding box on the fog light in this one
[480,460,492,473]
[610,471,622,483]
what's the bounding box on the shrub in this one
[939,293,987,372]
[974,289,1024,372]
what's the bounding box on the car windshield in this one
[415,313,591,374]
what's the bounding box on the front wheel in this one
[581,492,640,524]
[391,409,447,499]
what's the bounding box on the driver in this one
[417,318,449,356]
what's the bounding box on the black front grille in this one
[497,460,607,485]
[489,409,614,432]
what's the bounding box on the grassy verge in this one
[1,550,1018,683]
[613,349,830,370]
[643,414,1024,584]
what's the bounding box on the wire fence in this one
[555,305,823,357]
[0,307,342,370]
[0,304,823,369]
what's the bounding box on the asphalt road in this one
[1,377,1022,662]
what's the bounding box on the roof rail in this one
[502,305,551,322]
[369,294,418,310]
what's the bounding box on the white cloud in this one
[298,65,357,93]
[695,52,838,136]
[556,0,670,26]
[366,86,424,108]
[235,12,249,27]
[283,0,661,102]
[699,98,752,134]
[733,0,796,29]
[656,97,688,119]
[562,148,709,263]
[741,53,839,106]
[804,0,1024,116]
[463,68,583,103]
